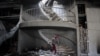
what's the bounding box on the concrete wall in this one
[86,7,100,56]
[18,29,49,53]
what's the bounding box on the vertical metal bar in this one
[17,5,23,54]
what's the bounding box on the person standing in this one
[51,43,56,54]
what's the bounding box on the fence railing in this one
[79,26,88,56]
[22,7,76,23]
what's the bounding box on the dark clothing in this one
[51,43,56,54]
